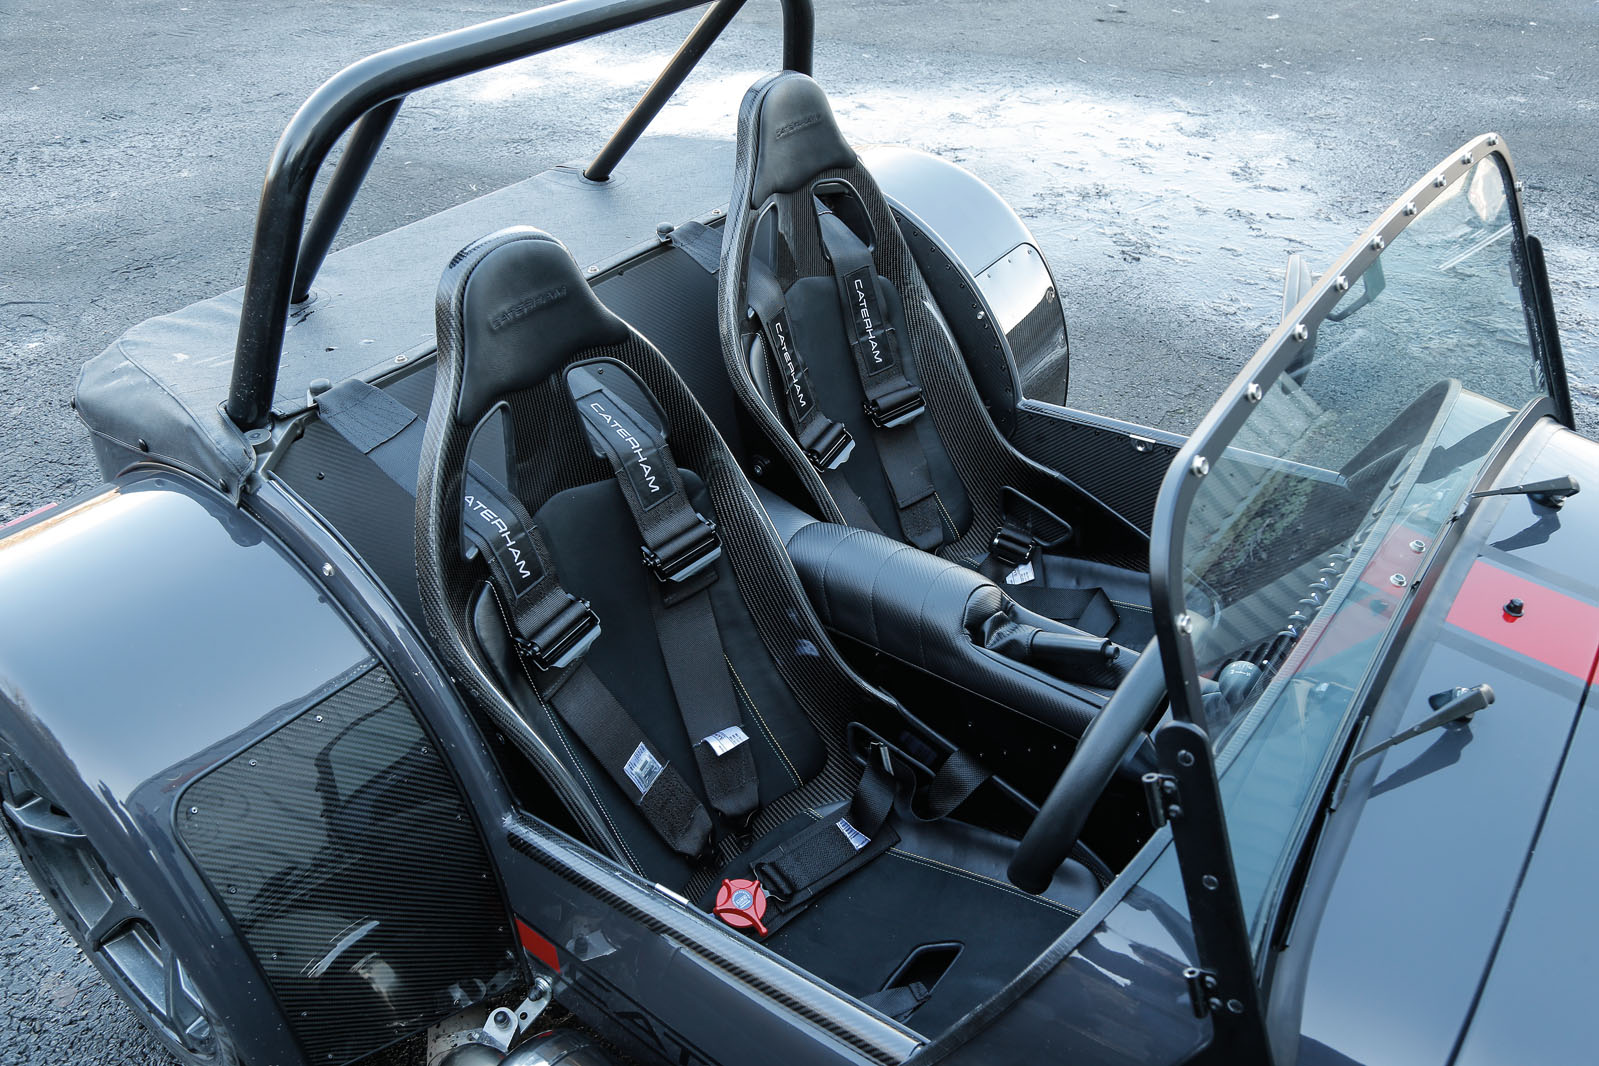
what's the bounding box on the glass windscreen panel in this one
[1174,154,1545,942]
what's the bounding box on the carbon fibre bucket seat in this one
[716,72,1153,645]
[411,227,1102,1034]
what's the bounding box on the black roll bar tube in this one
[289,98,401,304]
[228,0,814,430]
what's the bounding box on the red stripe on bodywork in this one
[516,918,562,973]
[1444,560,1599,679]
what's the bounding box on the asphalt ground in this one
[2,0,1596,1061]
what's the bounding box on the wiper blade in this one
[1344,684,1495,780]
[1471,475,1580,509]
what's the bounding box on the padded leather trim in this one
[748,73,858,205]
[451,228,631,426]
[780,516,1111,739]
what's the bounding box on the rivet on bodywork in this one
[321,562,335,577]
[1389,573,1407,588]
[1190,456,1209,477]
[1370,236,1385,251]
[1176,612,1194,634]
[1245,383,1263,403]
[395,354,408,364]
[1410,539,1426,553]
[1292,323,1309,341]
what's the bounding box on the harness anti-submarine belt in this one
[317,377,714,857]
[744,746,994,934]
[815,211,946,550]
[565,359,762,824]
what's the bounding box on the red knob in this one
[713,878,769,937]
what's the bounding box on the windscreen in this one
[1162,150,1549,943]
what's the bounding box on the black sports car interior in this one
[271,73,1163,1035]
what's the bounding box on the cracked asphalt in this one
[2,0,1595,1061]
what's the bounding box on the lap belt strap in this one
[748,260,855,472]
[751,745,993,916]
[318,378,713,856]
[816,211,946,550]
[566,360,761,823]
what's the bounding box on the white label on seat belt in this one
[702,725,750,757]
[1005,559,1036,585]
[624,742,664,796]
[836,818,870,851]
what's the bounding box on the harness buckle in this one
[713,878,770,937]
[990,524,1035,568]
[801,420,855,471]
[864,380,926,430]
[519,596,602,671]
[641,512,722,583]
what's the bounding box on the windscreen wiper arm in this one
[1471,475,1580,509]
[1344,684,1495,779]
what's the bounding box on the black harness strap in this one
[749,744,994,929]
[816,211,946,550]
[566,360,761,823]
[551,667,715,857]
[747,260,855,473]
[318,378,713,856]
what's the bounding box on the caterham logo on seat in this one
[771,317,808,411]
[464,495,533,580]
[775,113,822,140]
[587,400,662,495]
[489,284,567,331]
[853,277,883,365]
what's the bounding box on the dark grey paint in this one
[1283,416,1599,1066]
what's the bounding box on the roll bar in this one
[227,0,813,430]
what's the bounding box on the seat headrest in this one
[436,227,631,427]
[749,73,857,205]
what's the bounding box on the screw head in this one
[586,265,598,276]
[1177,749,1195,767]
[395,354,408,364]
[1434,174,1448,188]
[1176,612,1194,634]
[1292,323,1309,341]
[1245,382,1263,403]
[189,806,199,815]
[1389,573,1407,588]
[1486,134,1498,146]
[1410,539,1426,553]
[1190,455,1210,477]
[1227,999,1245,1014]
[1370,235,1386,251]
[1460,151,1474,165]
[1202,874,1219,890]
[1402,201,1418,216]
[1334,274,1350,292]
[314,714,324,723]
[321,562,335,577]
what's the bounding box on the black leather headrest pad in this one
[749,73,857,205]
[446,229,631,427]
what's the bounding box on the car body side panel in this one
[0,469,520,1065]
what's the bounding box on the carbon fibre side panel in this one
[178,663,518,1065]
